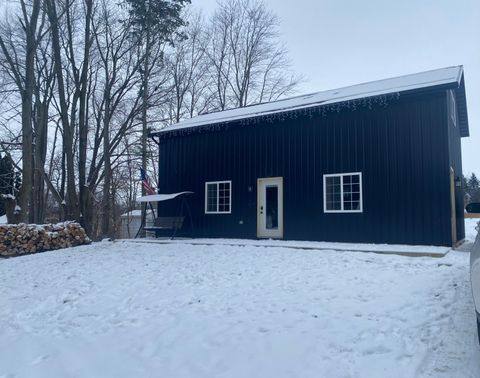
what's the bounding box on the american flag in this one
[140,167,156,195]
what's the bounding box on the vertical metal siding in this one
[158,90,453,246]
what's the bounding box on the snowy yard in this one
[1,222,480,377]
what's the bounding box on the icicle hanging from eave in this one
[157,92,401,139]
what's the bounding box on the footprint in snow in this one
[362,345,391,356]
[31,355,49,365]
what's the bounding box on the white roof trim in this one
[155,66,463,134]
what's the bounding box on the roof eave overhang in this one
[150,70,470,139]
[455,74,469,138]
[149,91,400,138]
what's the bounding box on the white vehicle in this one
[469,211,480,342]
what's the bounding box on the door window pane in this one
[266,186,278,229]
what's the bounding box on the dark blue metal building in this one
[151,66,469,247]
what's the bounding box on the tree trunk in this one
[45,0,79,221]
[140,28,151,236]
[16,0,42,223]
[3,197,21,224]
[78,0,93,234]
[101,97,112,238]
[33,99,48,223]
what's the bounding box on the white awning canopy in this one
[137,192,194,203]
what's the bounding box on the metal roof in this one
[152,66,469,138]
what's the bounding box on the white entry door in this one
[257,177,284,239]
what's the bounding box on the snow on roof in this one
[153,66,464,135]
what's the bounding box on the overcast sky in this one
[195,0,480,176]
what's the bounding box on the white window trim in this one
[323,172,363,213]
[205,180,232,214]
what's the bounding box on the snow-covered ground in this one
[1,223,479,378]
[0,214,7,224]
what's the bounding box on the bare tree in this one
[78,0,94,230]
[0,0,43,222]
[206,6,231,111]
[45,0,79,221]
[32,27,56,223]
[207,0,301,110]
[166,11,212,122]
[92,0,144,237]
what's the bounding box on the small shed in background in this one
[119,210,154,239]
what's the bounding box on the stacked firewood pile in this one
[0,222,91,257]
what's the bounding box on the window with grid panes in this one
[323,173,362,213]
[205,181,231,214]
